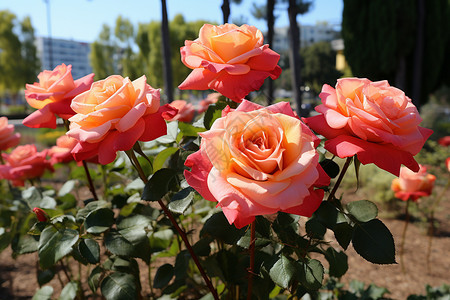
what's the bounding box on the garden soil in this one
[0,188,449,300]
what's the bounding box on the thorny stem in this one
[125,148,219,300]
[82,160,98,201]
[247,221,256,300]
[327,157,353,202]
[400,200,410,274]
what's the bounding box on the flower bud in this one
[33,207,48,222]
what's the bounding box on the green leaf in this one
[32,285,53,300]
[305,218,327,239]
[117,215,152,245]
[58,180,77,197]
[149,229,173,252]
[354,156,361,190]
[237,230,271,249]
[269,255,296,289]
[320,159,340,178]
[12,234,38,254]
[38,269,55,286]
[168,187,194,215]
[142,168,178,202]
[59,281,78,300]
[153,147,179,172]
[79,239,100,264]
[124,178,145,193]
[101,272,137,300]
[85,208,114,234]
[178,122,206,137]
[332,222,353,250]
[104,231,135,257]
[204,101,228,130]
[88,266,103,293]
[200,212,245,245]
[298,259,324,291]
[0,230,12,252]
[153,263,174,289]
[352,219,396,264]
[324,247,348,278]
[313,201,339,229]
[192,238,211,257]
[38,227,79,269]
[76,200,110,222]
[346,200,378,222]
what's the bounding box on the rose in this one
[48,135,78,165]
[0,117,21,151]
[66,75,177,165]
[167,100,195,123]
[184,100,330,228]
[23,64,94,129]
[178,23,282,102]
[197,93,220,114]
[391,165,436,201]
[304,78,433,176]
[446,158,450,172]
[438,136,450,147]
[0,144,53,186]
[33,207,49,222]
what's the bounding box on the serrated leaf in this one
[104,231,135,257]
[79,239,100,264]
[154,263,174,289]
[298,259,324,291]
[32,285,53,300]
[76,201,110,222]
[269,255,296,289]
[324,247,348,278]
[85,208,114,234]
[352,219,396,264]
[88,266,103,293]
[333,222,353,250]
[346,200,378,222]
[59,281,77,300]
[142,168,178,201]
[168,187,194,215]
[101,272,137,300]
[153,147,179,172]
[314,201,339,229]
[38,227,79,269]
[58,180,77,197]
[305,218,327,239]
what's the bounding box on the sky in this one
[0,0,343,43]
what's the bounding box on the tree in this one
[221,0,243,23]
[20,17,40,87]
[342,0,450,108]
[90,25,116,80]
[300,41,342,95]
[161,0,173,103]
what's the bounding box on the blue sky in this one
[1,0,343,43]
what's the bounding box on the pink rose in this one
[446,157,450,172]
[167,100,195,123]
[184,100,330,228]
[304,78,433,176]
[0,144,53,186]
[0,117,21,151]
[391,165,436,201]
[48,135,78,165]
[438,136,450,147]
[23,64,94,128]
[66,75,177,165]
[197,93,220,114]
[178,24,282,102]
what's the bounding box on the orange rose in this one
[48,135,78,165]
[23,64,94,128]
[0,117,20,151]
[305,78,433,176]
[167,100,195,123]
[67,75,177,165]
[0,144,53,186]
[391,165,436,201]
[196,93,220,114]
[178,24,282,102]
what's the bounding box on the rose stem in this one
[63,119,98,201]
[125,148,219,300]
[400,199,410,274]
[247,220,256,300]
[327,157,353,202]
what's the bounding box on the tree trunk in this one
[161,0,173,103]
[221,0,231,23]
[288,0,303,116]
[266,0,276,105]
[412,0,425,109]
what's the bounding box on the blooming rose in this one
[0,117,21,151]
[184,100,330,228]
[48,135,78,165]
[0,144,53,186]
[304,78,433,176]
[438,136,450,147]
[66,75,177,165]
[391,165,436,201]
[23,64,94,128]
[178,23,282,102]
[167,100,195,123]
[197,93,220,114]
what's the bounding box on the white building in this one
[35,37,92,80]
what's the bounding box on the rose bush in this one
[66,75,177,165]
[178,23,282,102]
[23,64,94,129]
[0,144,53,186]
[184,100,330,228]
[167,100,195,123]
[48,135,78,165]
[391,165,436,201]
[0,117,21,151]
[305,78,433,176]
